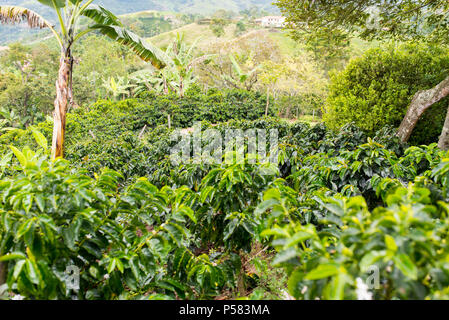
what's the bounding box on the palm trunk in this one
[67,56,78,112]
[0,262,5,286]
[397,76,449,142]
[52,49,72,159]
[179,77,184,98]
[265,87,270,117]
[438,104,449,150]
[163,76,168,95]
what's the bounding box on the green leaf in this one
[199,186,214,203]
[223,219,238,241]
[35,194,45,212]
[25,259,41,285]
[385,235,398,252]
[17,219,34,239]
[115,258,124,273]
[0,252,26,262]
[360,250,386,270]
[163,223,185,246]
[30,127,48,151]
[177,205,197,223]
[287,268,305,299]
[90,24,167,69]
[393,253,418,280]
[129,256,140,280]
[13,259,26,279]
[0,152,12,167]
[260,227,290,238]
[107,258,117,274]
[255,198,279,215]
[81,4,122,26]
[78,189,93,202]
[285,231,314,248]
[272,248,298,265]
[326,273,349,300]
[9,146,26,167]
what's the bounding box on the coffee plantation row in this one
[0,93,449,300]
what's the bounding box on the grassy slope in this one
[147,21,376,58]
[148,22,300,55]
[148,23,239,48]
[266,30,301,55]
[0,10,186,47]
[2,0,267,15]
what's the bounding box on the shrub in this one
[323,42,449,145]
[259,184,449,300]
[5,85,449,301]
[0,89,274,153]
[0,146,241,300]
[2,117,449,300]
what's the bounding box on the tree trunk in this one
[52,50,72,159]
[0,262,5,286]
[438,104,449,150]
[397,76,449,142]
[67,56,79,112]
[163,76,168,95]
[179,77,184,98]
[265,87,270,117]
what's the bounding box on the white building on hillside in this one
[254,16,286,28]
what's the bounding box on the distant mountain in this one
[0,0,277,44]
[0,0,276,16]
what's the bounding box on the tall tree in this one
[0,1,166,159]
[276,0,449,148]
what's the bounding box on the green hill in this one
[149,23,241,48]
[0,0,277,45]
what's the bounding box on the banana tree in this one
[130,69,167,96]
[221,53,260,91]
[0,1,166,159]
[102,76,133,100]
[155,33,213,97]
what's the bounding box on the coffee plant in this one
[1,92,449,300]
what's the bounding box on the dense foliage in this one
[0,90,275,182]
[276,0,449,44]
[323,42,449,145]
[3,0,449,302]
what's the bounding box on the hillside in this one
[148,22,300,54]
[2,0,449,304]
[1,0,276,15]
[149,23,243,48]
[0,0,278,44]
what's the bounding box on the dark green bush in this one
[324,42,449,145]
